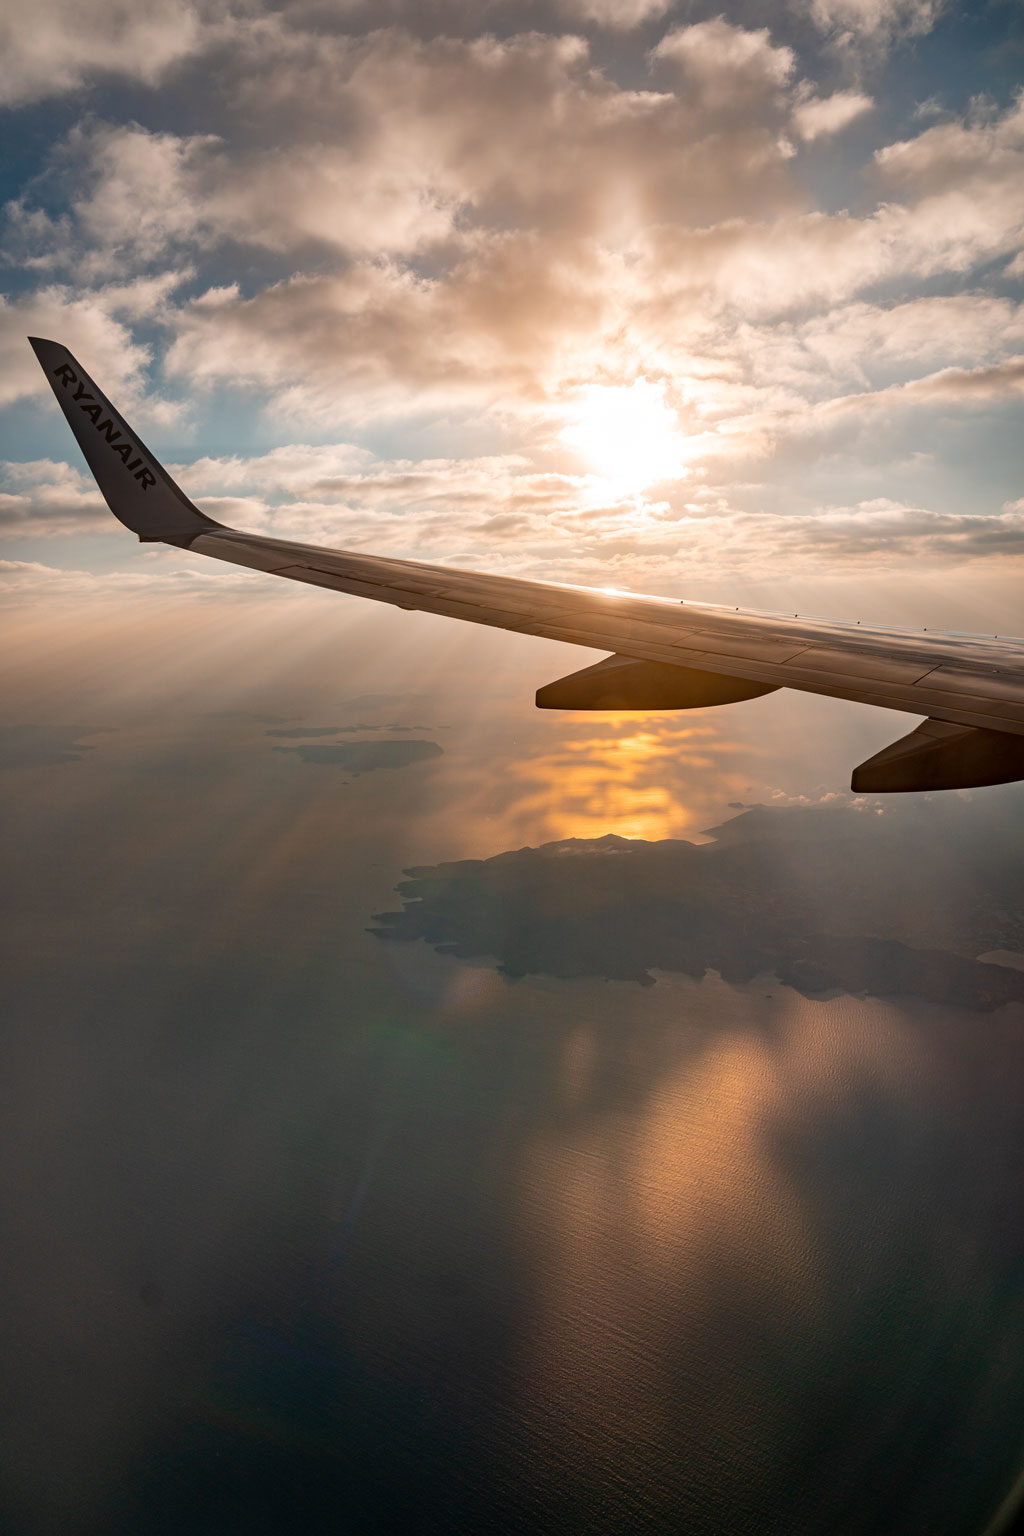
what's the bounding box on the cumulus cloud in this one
[791,90,873,141]
[694,353,1024,474]
[70,126,220,269]
[11,24,1015,418]
[83,69,1003,434]
[557,0,672,28]
[4,124,220,278]
[792,296,1024,383]
[0,0,216,107]
[2,7,1021,591]
[650,18,795,110]
[638,87,1024,319]
[0,277,186,417]
[162,250,613,419]
[173,448,562,524]
[799,0,945,49]
[156,162,1024,427]
[17,26,807,280]
[171,442,374,496]
[875,94,1024,197]
[0,461,106,536]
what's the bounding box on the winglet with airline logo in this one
[28,337,223,545]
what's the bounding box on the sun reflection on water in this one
[492,713,749,844]
[513,980,936,1519]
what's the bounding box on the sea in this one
[72,965,1024,1536]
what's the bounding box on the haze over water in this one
[4,598,1024,1535]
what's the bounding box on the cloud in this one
[15,25,810,283]
[0,277,187,418]
[0,290,141,407]
[0,460,107,535]
[3,123,221,282]
[69,125,220,271]
[639,208,1021,334]
[162,252,616,419]
[650,18,795,111]
[557,0,671,27]
[757,500,1024,562]
[645,95,1024,319]
[799,0,945,50]
[0,0,215,106]
[895,355,1024,402]
[791,90,873,142]
[688,351,1024,479]
[3,10,1022,591]
[16,416,1024,593]
[10,23,1013,424]
[577,499,1024,580]
[119,72,1018,434]
[754,354,1024,445]
[876,95,1024,189]
[791,296,1024,383]
[753,355,1024,447]
[170,442,374,496]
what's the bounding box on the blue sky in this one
[1,0,1022,614]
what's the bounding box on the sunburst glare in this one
[560,379,688,496]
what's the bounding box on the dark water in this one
[16,961,1019,1536]
[4,650,1024,1536]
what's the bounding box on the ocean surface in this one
[49,965,1024,1536]
[4,621,1024,1535]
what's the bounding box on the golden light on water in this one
[513,981,933,1498]
[487,715,752,845]
[501,722,704,842]
[560,379,689,496]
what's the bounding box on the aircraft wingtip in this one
[28,334,223,544]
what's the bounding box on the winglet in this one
[28,337,223,545]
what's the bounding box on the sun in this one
[559,378,687,495]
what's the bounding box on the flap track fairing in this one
[536,654,779,711]
[851,717,1024,793]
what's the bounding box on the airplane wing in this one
[28,335,1024,793]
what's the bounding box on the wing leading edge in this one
[30,336,1024,792]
